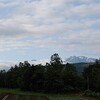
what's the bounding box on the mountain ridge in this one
[65,56,96,63]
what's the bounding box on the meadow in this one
[0,88,97,100]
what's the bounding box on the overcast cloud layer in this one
[0,0,100,68]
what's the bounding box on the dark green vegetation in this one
[74,63,92,74]
[0,53,84,92]
[0,53,100,99]
[84,60,100,92]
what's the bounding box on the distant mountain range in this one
[65,56,96,63]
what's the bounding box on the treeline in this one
[0,53,100,93]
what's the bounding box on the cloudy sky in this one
[0,0,100,69]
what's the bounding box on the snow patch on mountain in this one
[66,56,96,63]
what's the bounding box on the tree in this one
[50,53,63,65]
[44,53,64,92]
[0,53,86,92]
[31,64,45,92]
[0,70,6,88]
[83,60,100,92]
[62,63,83,92]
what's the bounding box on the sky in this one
[0,0,100,69]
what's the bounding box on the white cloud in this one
[0,59,50,70]
[0,0,100,57]
[30,59,50,65]
[0,60,17,70]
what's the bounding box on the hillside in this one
[74,63,93,74]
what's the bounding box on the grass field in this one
[0,88,97,100]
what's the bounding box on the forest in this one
[0,53,100,93]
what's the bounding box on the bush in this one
[84,90,100,99]
[84,90,93,96]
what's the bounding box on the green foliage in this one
[83,60,100,92]
[84,90,100,99]
[49,96,84,100]
[84,90,94,96]
[0,53,95,93]
[0,88,97,100]
[74,63,91,74]
[62,63,85,92]
[50,53,63,66]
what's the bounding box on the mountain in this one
[65,56,96,63]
